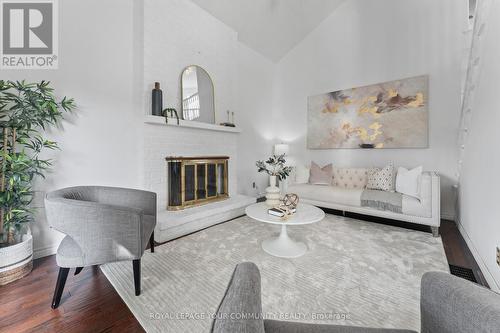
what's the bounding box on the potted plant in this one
[0,80,74,285]
[256,154,292,206]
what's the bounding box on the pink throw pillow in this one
[309,162,333,185]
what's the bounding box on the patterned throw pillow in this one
[332,167,368,189]
[366,162,395,191]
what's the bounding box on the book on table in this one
[268,207,296,217]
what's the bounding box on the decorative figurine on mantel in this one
[162,108,179,125]
[255,154,293,207]
[220,110,236,127]
[151,82,163,116]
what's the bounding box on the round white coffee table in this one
[245,202,325,258]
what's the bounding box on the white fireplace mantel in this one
[144,115,242,133]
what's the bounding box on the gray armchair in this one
[213,263,500,333]
[45,186,157,309]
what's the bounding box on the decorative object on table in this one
[282,193,299,210]
[265,175,280,207]
[309,162,333,185]
[181,65,215,124]
[151,82,163,116]
[256,154,293,207]
[162,108,179,125]
[267,206,296,219]
[268,193,299,219]
[0,80,75,285]
[246,202,325,258]
[307,75,428,149]
[366,162,395,192]
[220,110,235,127]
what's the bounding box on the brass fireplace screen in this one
[166,156,229,210]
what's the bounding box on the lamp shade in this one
[274,143,289,156]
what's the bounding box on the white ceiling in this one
[190,0,346,62]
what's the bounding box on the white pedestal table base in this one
[261,224,307,258]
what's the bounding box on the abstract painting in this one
[307,75,429,149]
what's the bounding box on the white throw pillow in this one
[294,164,310,184]
[366,162,395,192]
[396,166,423,199]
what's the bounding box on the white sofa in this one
[288,171,441,236]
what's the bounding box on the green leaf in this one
[0,80,75,235]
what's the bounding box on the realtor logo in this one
[1,0,58,69]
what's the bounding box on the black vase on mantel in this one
[151,82,163,116]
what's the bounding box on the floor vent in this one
[449,264,477,283]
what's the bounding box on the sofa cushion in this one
[396,166,422,199]
[366,162,395,192]
[332,167,368,189]
[309,162,333,185]
[401,173,432,218]
[288,184,362,207]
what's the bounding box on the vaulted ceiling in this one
[190,0,346,62]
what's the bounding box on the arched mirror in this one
[181,65,215,123]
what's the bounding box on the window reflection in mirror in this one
[181,66,215,123]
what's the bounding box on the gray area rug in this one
[101,214,448,332]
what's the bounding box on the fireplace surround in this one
[166,156,229,210]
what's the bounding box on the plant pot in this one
[265,175,281,207]
[0,234,33,286]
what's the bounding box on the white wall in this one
[272,0,467,219]
[236,43,275,196]
[458,1,500,291]
[143,0,237,124]
[141,0,256,203]
[0,0,141,258]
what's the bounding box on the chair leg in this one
[150,231,155,253]
[133,259,141,296]
[74,267,83,275]
[51,267,70,309]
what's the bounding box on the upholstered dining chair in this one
[45,186,157,309]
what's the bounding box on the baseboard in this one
[456,218,500,292]
[33,244,58,259]
[440,211,455,221]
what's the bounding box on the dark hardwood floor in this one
[0,218,487,333]
[0,257,143,333]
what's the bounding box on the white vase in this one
[265,175,281,207]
